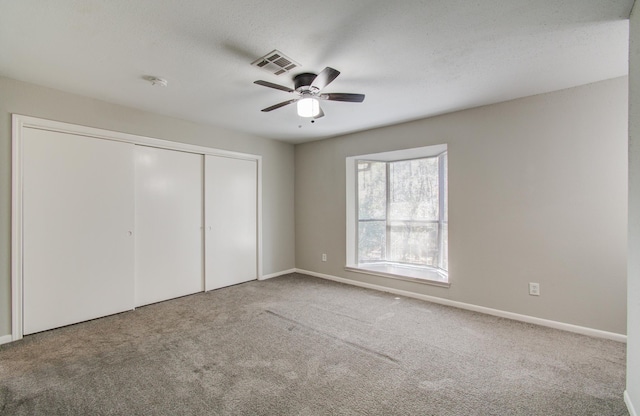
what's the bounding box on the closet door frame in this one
[11,114,262,342]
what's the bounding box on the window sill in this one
[344,263,450,288]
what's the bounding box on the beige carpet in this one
[0,273,628,415]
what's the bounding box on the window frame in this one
[346,145,449,287]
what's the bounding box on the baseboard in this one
[260,268,297,281]
[626,391,638,416]
[296,269,627,343]
[0,334,13,345]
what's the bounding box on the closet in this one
[205,155,258,290]
[22,128,136,335]
[135,146,204,307]
[15,116,260,336]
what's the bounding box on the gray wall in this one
[0,76,296,338]
[0,73,630,341]
[628,1,639,411]
[296,77,628,335]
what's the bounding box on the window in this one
[346,145,448,286]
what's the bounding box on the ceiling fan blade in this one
[320,93,365,103]
[313,107,325,119]
[310,67,340,91]
[261,99,297,112]
[254,80,294,93]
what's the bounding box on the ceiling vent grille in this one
[251,49,300,76]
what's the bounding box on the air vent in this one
[251,49,300,76]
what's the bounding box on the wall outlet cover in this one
[529,282,540,296]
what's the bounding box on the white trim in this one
[348,144,448,162]
[11,116,24,342]
[256,157,263,280]
[260,269,296,280]
[344,265,450,288]
[345,157,356,265]
[627,391,639,416]
[11,114,263,341]
[14,115,260,160]
[296,269,627,343]
[0,334,13,345]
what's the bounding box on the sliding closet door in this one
[135,146,204,306]
[205,155,257,290]
[22,128,135,335]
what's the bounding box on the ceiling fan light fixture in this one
[297,98,320,117]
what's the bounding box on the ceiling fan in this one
[254,67,365,119]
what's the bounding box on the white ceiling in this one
[0,0,634,144]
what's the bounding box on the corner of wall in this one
[627,1,640,414]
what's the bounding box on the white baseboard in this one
[296,269,627,343]
[260,268,297,281]
[0,334,13,345]
[1,269,625,345]
[627,391,638,416]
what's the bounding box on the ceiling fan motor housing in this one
[294,73,318,91]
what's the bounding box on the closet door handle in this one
[128,231,133,236]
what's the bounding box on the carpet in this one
[0,273,628,415]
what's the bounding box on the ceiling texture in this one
[0,0,634,143]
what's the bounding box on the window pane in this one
[358,161,386,220]
[389,221,439,266]
[389,158,439,221]
[358,220,386,262]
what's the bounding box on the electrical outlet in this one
[529,282,540,296]
[321,253,327,262]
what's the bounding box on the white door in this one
[205,155,257,290]
[22,128,135,335]
[135,146,204,307]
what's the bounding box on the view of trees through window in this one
[357,152,448,272]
